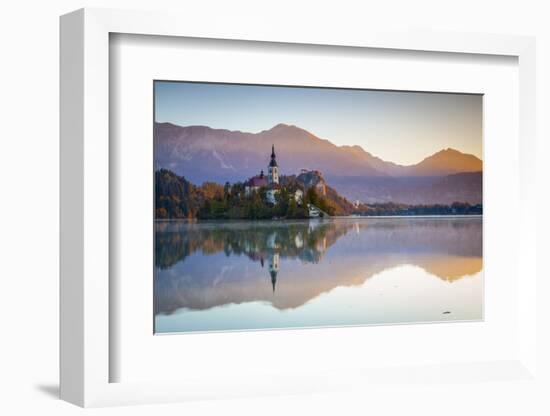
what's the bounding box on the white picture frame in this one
[60,7,538,407]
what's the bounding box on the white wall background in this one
[0,0,548,415]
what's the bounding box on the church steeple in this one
[268,144,279,184]
[268,252,279,293]
[269,144,278,167]
[270,269,277,293]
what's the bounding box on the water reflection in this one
[154,218,482,332]
[155,219,351,271]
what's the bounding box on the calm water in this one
[154,217,483,334]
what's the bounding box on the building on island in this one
[243,145,312,209]
[266,144,280,204]
[267,144,279,184]
[307,203,322,218]
[293,188,304,204]
[266,184,281,204]
[245,144,286,205]
[244,170,267,196]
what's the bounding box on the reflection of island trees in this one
[154,218,482,315]
[155,220,349,270]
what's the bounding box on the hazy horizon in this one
[155,81,483,166]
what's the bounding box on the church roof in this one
[269,144,278,167]
[246,175,268,187]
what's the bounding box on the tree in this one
[155,207,168,219]
[305,187,319,207]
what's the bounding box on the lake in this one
[154,217,483,334]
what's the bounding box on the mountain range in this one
[154,122,483,204]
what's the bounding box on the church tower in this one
[268,144,279,185]
[268,253,280,293]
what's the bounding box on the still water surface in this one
[154,217,482,333]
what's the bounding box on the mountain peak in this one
[436,147,462,155]
[413,147,482,176]
[426,147,480,161]
[271,123,292,130]
[263,123,322,140]
[155,121,482,184]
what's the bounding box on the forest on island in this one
[154,169,337,220]
[155,169,482,220]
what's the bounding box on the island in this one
[155,143,481,220]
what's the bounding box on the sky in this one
[154,81,482,166]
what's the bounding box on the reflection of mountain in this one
[154,218,482,314]
[413,255,482,281]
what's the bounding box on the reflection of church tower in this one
[268,252,280,292]
[268,144,279,185]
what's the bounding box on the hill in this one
[154,122,483,204]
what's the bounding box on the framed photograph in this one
[152,81,484,335]
[60,8,538,407]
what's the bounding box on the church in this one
[266,145,281,204]
[244,144,281,204]
[243,145,305,206]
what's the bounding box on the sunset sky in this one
[155,81,482,166]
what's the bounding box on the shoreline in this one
[332,214,482,219]
[155,214,482,222]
